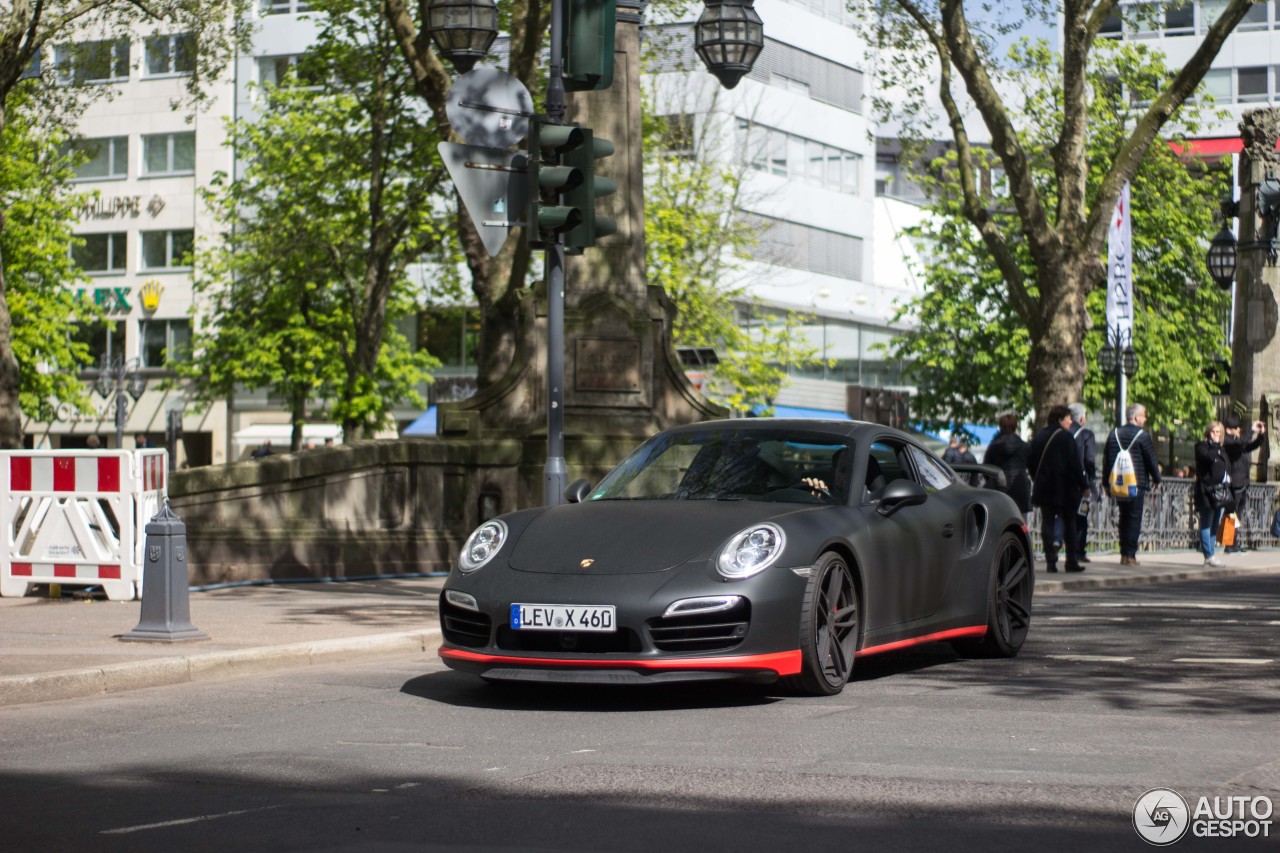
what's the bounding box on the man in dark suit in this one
[1028,404,1090,573]
[1067,403,1097,564]
[1103,403,1162,566]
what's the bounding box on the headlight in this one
[717,523,786,579]
[458,519,508,573]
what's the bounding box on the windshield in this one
[591,429,853,504]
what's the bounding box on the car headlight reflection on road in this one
[717,523,785,579]
[458,519,508,573]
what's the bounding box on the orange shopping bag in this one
[1217,512,1237,547]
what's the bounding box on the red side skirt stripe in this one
[856,625,987,657]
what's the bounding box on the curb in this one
[1035,565,1280,593]
[0,628,442,708]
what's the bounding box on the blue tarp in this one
[753,404,851,420]
[402,406,437,436]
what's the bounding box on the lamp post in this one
[1097,326,1138,429]
[428,0,762,505]
[93,355,146,448]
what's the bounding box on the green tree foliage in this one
[641,66,821,414]
[185,0,453,448]
[864,0,1254,422]
[891,39,1230,434]
[0,0,252,447]
[1,87,98,424]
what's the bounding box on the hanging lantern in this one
[694,0,764,90]
[425,0,499,74]
[1205,224,1237,290]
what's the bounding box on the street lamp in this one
[1206,222,1238,290]
[694,0,765,89]
[93,355,146,448]
[1098,327,1138,428]
[425,0,498,74]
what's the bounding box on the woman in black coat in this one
[983,411,1031,514]
[1194,421,1230,567]
[1027,404,1089,572]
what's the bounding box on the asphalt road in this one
[1,576,1277,853]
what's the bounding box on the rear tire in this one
[783,552,860,695]
[952,530,1032,658]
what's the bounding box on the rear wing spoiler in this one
[949,463,1006,489]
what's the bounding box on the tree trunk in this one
[0,102,21,449]
[1026,259,1091,426]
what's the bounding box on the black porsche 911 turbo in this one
[438,419,1034,695]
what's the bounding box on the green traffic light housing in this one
[563,130,617,251]
[562,0,616,92]
[528,121,587,247]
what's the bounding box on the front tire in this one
[953,530,1032,658]
[785,552,860,696]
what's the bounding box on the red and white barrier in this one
[1,450,167,601]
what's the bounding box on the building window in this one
[1100,8,1123,37]
[1239,0,1270,30]
[141,230,194,269]
[654,114,695,156]
[53,39,129,84]
[1238,66,1268,102]
[71,233,128,274]
[737,120,862,195]
[1200,67,1232,101]
[64,137,128,180]
[261,0,312,14]
[142,132,195,175]
[141,318,191,367]
[74,320,128,365]
[144,33,195,76]
[1165,1,1194,34]
[739,212,864,281]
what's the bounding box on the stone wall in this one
[166,433,654,585]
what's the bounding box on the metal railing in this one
[1026,478,1279,555]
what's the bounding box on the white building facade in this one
[26,0,923,458]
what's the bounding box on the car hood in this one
[507,500,819,575]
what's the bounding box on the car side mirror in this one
[563,478,592,504]
[876,479,927,517]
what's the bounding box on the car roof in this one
[662,418,900,442]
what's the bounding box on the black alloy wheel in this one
[954,530,1032,658]
[787,552,860,695]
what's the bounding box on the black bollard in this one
[120,499,208,642]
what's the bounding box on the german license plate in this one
[510,603,616,632]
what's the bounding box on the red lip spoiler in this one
[440,648,804,675]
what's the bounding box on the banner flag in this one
[1106,182,1133,341]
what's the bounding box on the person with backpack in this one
[1029,404,1090,573]
[1102,403,1162,566]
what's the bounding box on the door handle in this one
[941,522,955,538]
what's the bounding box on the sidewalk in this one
[2,551,1277,707]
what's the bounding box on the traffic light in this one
[562,0,616,92]
[562,129,616,251]
[527,119,585,248]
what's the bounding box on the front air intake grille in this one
[648,600,751,652]
[495,626,644,654]
[440,600,492,647]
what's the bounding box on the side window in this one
[864,440,910,500]
[908,444,954,494]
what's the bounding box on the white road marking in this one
[101,806,281,835]
[1048,616,1131,622]
[1046,654,1135,663]
[1171,658,1274,666]
[1094,602,1278,611]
